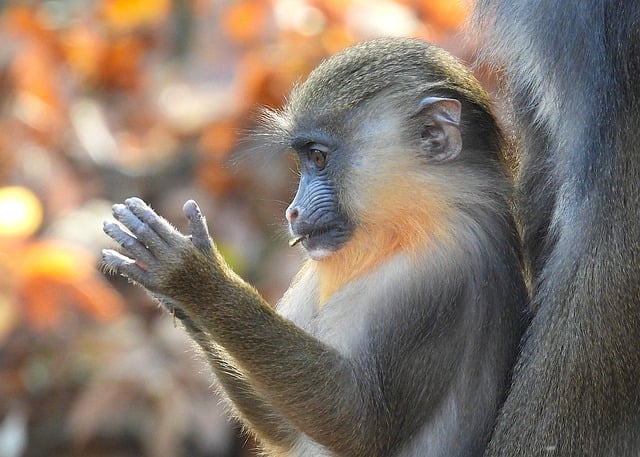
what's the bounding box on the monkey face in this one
[269,37,488,262]
[286,140,354,260]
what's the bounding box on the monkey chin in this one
[305,247,335,261]
[290,236,337,261]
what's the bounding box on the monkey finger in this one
[124,197,184,245]
[103,220,156,267]
[112,202,171,255]
[101,248,160,291]
[183,200,214,255]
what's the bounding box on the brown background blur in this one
[0,1,483,456]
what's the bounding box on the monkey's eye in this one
[307,145,327,170]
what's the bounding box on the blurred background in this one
[0,1,485,455]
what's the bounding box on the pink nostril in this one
[286,207,299,223]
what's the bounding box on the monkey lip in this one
[289,231,326,251]
[288,235,307,247]
[288,224,349,259]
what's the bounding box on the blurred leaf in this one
[10,40,65,135]
[319,24,356,54]
[61,23,108,86]
[1,3,54,43]
[418,0,470,31]
[15,241,124,329]
[198,120,239,160]
[100,35,147,90]
[237,48,311,109]
[0,186,43,239]
[0,294,18,345]
[99,0,171,32]
[221,1,270,45]
[197,158,234,196]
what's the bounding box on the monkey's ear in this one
[417,97,462,162]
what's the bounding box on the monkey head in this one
[262,38,502,261]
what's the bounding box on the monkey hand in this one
[101,197,225,316]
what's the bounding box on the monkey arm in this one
[101,198,391,456]
[103,198,298,450]
[178,313,299,451]
[177,255,467,457]
[190,283,368,455]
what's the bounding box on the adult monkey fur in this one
[474,1,640,456]
[102,38,527,457]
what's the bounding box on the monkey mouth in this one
[288,223,351,259]
[288,235,307,247]
[289,224,336,248]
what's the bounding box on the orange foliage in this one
[3,6,60,101]
[199,120,240,161]
[99,0,170,32]
[0,2,476,455]
[61,23,108,85]
[237,50,299,110]
[419,0,470,30]
[319,24,356,54]
[0,0,473,331]
[13,241,124,330]
[100,35,148,90]
[221,1,270,45]
[1,3,55,43]
[311,0,356,20]
[197,121,238,195]
[10,40,64,133]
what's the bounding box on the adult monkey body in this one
[475,1,640,455]
[102,38,526,457]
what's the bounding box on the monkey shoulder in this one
[276,253,481,357]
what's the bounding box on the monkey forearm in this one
[179,315,300,449]
[174,271,372,455]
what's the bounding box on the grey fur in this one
[474,1,640,455]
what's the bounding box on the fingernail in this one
[124,197,142,206]
[112,204,125,215]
